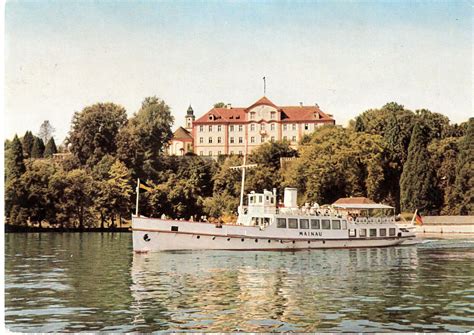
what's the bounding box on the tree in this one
[428,137,460,214]
[6,135,25,180]
[38,120,55,143]
[31,137,45,158]
[68,103,128,166]
[283,126,387,206]
[44,137,58,157]
[213,102,226,108]
[117,96,173,179]
[400,123,438,213]
[106,160,133,226]
[449,118,474,214]
[21,131,35,159]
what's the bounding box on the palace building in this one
[167,96,335,157]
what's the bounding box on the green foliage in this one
[44,137,58,157]
[21,131,35,159]
[31,137,45,158]
[213,102,226,108]
[68,103,128,166]
[203,191,239,218]
[400,123,438,213]
[117,96,173,179]
[6,135,25,180]
[450,118,474,214]
[284,126,387,206]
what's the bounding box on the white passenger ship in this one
[132,187,417,252]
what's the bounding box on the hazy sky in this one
[5,1,472,142]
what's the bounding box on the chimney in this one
[299,102,303,107]
[227,103,232,109]
[315,103,319,108]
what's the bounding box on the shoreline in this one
[4,225,130,233]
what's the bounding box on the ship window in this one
[288,218,298,229]
[322,219,331,229]
[370,229,377,237]
[332,220,341,229]
[270,197,274,204]
[249,196,255,204]
[277,218,287,228]
[311,219,320,229]
[258,195,263,203]
[379,228,387,237]
[342,220,347,229]
[300,219,309,229]
[348,229,356,237]
[359,229,367,237]
[389,228,396,236]
[171,226,178,232]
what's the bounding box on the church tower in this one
[185,105,195,131]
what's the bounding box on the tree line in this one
[4,97,473,229]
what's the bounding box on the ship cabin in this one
[237,189,277,227]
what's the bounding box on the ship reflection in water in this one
[130,243,473,332]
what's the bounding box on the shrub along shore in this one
[4,97,473,231]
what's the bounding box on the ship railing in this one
[353,217,395,224]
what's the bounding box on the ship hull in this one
[132,217,412,252]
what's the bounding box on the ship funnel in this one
[284,188,298,208]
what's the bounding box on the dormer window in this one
[209,114,215,121]
[314,112,320,120]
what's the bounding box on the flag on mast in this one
[415,212,423,225]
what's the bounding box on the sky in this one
[4,0,473,143]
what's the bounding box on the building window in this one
[292,124,297,131]
[238,125,243,132]
[292,136,297,142]
[277,218,287,228]
[208,137,212,144]
[199,137,203,144]
[230,137,234,143]
[283,136,287,141]
[230,151,234,155]
[332,220,341,229]
[261,136,265,143]
[230,125,234,132]
[199,151,203,156]
[208,151,212,156]
[322,219,331,229]
[199,125,203,132]
[217,137,221,144]
[270,124,275,131]
[251,137,255,143]
[271,136,275,142]
[288,218,298,229]
[239,137,243,144]
[300,219,309,229]
[218,151,221,155]
[209,125,212,132]
[271,111,276,119]
[283,124,287,131]
[239,151,242,155]
[311,219,320,229]
[217,125,221,132]
[250,124,255,131]
[250,112,255,120]
[260,123,265,130]
[304,123,309,130]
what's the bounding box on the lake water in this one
[5,233,474,332]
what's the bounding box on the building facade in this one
[168,96,335,157]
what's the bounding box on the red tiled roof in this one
[194,97,334,124]
[333,197,376,205]
[245,96,278,111]
[280,106,333,122]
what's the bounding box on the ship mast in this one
[230,137,256,214]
